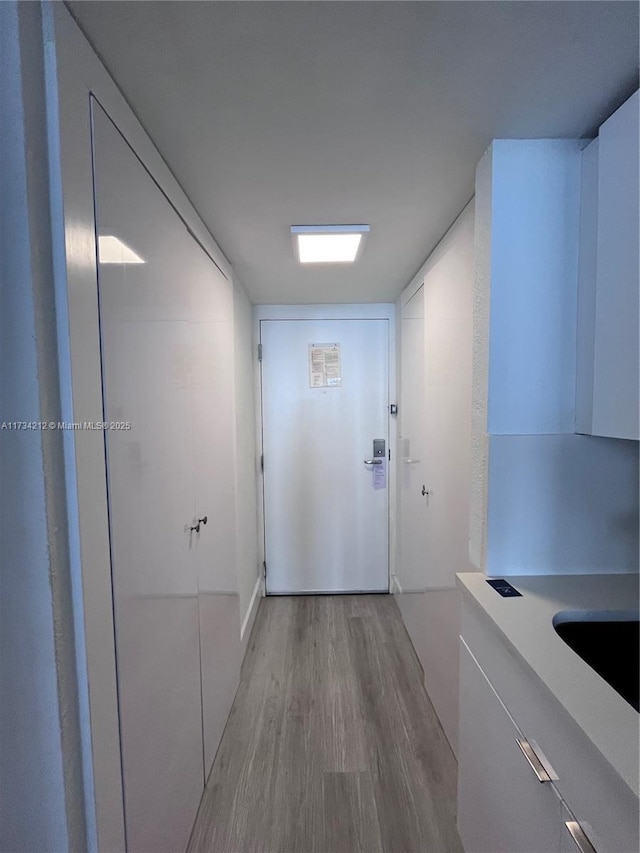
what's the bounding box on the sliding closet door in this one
[92,101,208,853]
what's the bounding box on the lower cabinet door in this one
[457,638,564,853]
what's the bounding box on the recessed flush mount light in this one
[291,224,370,264]
[98,235,145,265]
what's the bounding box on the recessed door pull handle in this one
[515,738,552,782]
[565,821,597,853]
[364,459,383,465]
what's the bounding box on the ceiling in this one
[67,1,639,304]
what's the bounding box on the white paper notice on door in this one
[309,344,342,387]
[373,458,386,490]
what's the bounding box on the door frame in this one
[253,304,397,596]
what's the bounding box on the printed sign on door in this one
[309,343,341,387]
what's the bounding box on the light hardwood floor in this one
[188,594,463,853]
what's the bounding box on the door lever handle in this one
[364,459,383,465]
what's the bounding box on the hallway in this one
[188,595,463,853]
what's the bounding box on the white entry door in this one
[261,318,389,594]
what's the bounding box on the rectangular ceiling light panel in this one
[291,225,370,264]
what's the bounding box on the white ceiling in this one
[67,1,639,304]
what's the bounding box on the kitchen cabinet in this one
[577,90,639,440]
[474,140,582,437]
[458,639,564,852]
[473,148,637,575]
[457,588,639,853]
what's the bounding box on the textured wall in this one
[469,148,492,571]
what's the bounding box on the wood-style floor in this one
[188,595,463,853]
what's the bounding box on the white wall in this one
[233,282,261,646]
[1,3,90,849]
[487,434,639,574]
[469,153,492,571]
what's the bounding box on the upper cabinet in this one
[576,91,639,440]
[470,136,639,576]
[473,140,583,438]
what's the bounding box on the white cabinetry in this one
[458,640,564,853]
[577,90,639,440]
[458,598,639,853]
[470,139,638,577]
[93,101,241,853]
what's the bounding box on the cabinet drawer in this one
[461,601,639,852]
[458,639,565,853]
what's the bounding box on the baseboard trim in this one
[390,574,402,594]
[240,575,262,647]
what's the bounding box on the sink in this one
[553,610,639,712]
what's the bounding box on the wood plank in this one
[188,595,462,853]
[322,772,382,853]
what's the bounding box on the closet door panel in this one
[189,317,242,775]
[398,285,428,595]
[92,101,205,853]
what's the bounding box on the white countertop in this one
[456,571,639,797]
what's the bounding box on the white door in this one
[261,318,389,594]
[398,285,429,593]
[92,101,240,851]
[189,316,242,775]
[398,210,474,593]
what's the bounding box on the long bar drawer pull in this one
[515,738,551,782]
[565,821,597,853]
